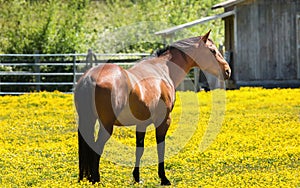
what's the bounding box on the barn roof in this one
[212,0,246,9]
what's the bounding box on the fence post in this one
[34,50,41,92]
[86,49,97,70]
[73,54,77,90]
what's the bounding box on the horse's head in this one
[171,30,231,80]
[200,30,231,80]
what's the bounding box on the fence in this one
[0,51,149,95]
[0,51,217,95]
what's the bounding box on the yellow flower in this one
[0,88,299,187]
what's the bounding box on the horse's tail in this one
[75,74,100,183]
[78,129,100,182]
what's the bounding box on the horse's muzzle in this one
[224,69,231,80]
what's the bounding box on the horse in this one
[74,30,231,185]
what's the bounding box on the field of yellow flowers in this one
[0,88,299,187]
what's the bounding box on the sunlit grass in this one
[0,88,299,187]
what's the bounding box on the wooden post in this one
[86,49,97,70]
[34,50,40,92]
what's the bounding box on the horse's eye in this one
[210,49,216,55]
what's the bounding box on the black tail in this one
[78,130,100,183]
[76,75,101,183]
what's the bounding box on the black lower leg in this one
[133,131,146,183]
[88,151,100,183]
[133,166,140,183]
[78,129,100,183]
[158,162,171,185]
[88,124,111,184]
[155,117,171,186]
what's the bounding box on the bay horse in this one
[74,30,231,185]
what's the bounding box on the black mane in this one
[152,46,171,57]
[152,36,204,57]
[152,36,211,58]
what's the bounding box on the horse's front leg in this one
[133,130,146,183]
[155,116,171,186]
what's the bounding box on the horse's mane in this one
[152,36,203,57]
[152,45,171,57]
[151,36,213,58]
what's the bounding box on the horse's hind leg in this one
[77,86,114,183]
[133,130,146,183]
[78,114,100,183]
[155,115,171,186]
[78,117,113,183]
[92,122,113,181]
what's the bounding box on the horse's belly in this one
[115,105,152,126]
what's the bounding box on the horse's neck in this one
[166,49,195,88]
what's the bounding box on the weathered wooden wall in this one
[234,0,300,83]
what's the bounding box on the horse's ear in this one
[200,30,211,43]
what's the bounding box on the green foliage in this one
[0,0,224,54]
[0,0,89,54]
[86,0,224,53]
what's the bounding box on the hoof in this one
[88,177,100,184]
[133,180,143,184]
[161,177,171,186]
[133,167,140,183]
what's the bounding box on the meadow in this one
[0,88,299,187]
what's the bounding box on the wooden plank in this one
[236,3,258,81]
[250,1,259,80]
[235,5,245,81]
[258,1,275,80]
[239,4,251,80]
[257,1,266,79]
[233,6,238,81]
[285,1,296,80]
[275,1,295,80]
[212,0,246,10]
[272,3,280,80]
[281,3,289,79]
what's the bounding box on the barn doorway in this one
[223,15,235,88]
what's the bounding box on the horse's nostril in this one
[225,69,231,79]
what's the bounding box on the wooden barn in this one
[156,0,300,88]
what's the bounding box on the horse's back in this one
[75,63,128,97]
[75,64,130,125]
[119,58,175,126]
